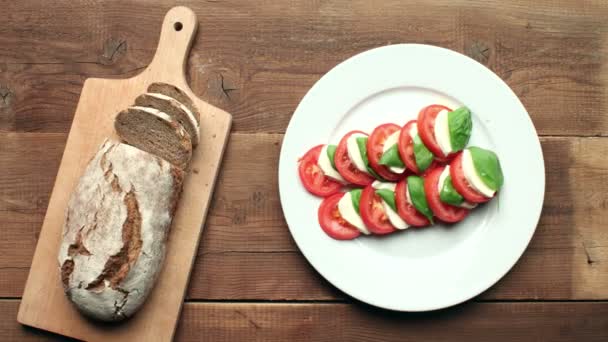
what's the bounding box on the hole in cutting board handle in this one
[174,22,183,31]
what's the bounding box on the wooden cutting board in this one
[17,6,231,341]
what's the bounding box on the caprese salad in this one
[298,104,504,240]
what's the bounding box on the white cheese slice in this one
[346,133,370,174]
[434,109,452,155]
[317,145,346,183]
[382,200,409,230]
[381,131,405,174]
[371,181,408,230]
[462,149,495,198]
[337,192,370,235]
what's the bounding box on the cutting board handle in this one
[145,6,198,87]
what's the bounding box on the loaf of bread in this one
[114,106,193,170]
[58,139,183,321]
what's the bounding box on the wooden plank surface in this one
[2,0,608,340]
[1,300,608,342]
[2,133,607,300]
[0,0,606,135]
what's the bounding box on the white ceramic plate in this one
[278,44,545,311]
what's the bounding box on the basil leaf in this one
[448,107,472,151]
[356,137,384,180]
[440,175,464,206]
[412,134,433,172]
[350,188,363,213]
[378,144,405,168]
[326,145,337,169]
[375,189,397,212]
[468,146,504,190]
[407,176,433,222]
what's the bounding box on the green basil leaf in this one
[440,175,464,206]
[326,145,337,169]
[412,134,433,172]
[356,136,384,180]
[375,189,397,212]
[350,188,363,214]
[378,144,405,168]
[356,137,369,164]
[407,176,434,222]
[468,146,504,190]
[448,107,472,151]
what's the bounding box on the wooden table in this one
[1,1,607,340]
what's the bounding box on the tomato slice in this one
[394,178,431,227]
[367,123,404,182]
[298,145,342,197]
[398,120,419,173]
[450,152,492,204]
[359,185,397,235]
[334,131,376,186]
[424,166,469,223]
[318,193,361,240]
[417,104,452,162]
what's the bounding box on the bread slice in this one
[135,93,200,147]
[114,106,192,169]
[147,82,200,135]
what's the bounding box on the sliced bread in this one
[147,82,200,133]
[134,93,200,147]
[114,106,192,169]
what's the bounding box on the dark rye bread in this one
[148,82,200,128]
[58,140,184,321]
[114,106,192,170]
[134,93,200,147]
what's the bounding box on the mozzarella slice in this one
[434,109,452,155]
[372,181,396,191]
[438,166,477,209]
[337,192,370,235]
[381,200,409,230]
[409,123,418,139]
[458,201,478,209]
[437,166,450,193]
[371,181,408,230]
[405,183,413,204]
[346,133,370,174]
[317,145,346,183]
[462,149,495,198]
[382,131,405,174]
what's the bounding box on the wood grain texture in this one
[0,0,606,135]
[15,7,232,342]
[2,300,608,342]
[2,133,607,300]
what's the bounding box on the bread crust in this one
[58,140,183,321]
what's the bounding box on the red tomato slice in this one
[318,193,361,240]
[395,178,431,227]
[334,131,375,186]
[397,120,439,175]
[398,120,419,173]
[417,104,452,162]
[298,145,343,197]
[450,152,492,204]
[367,123,404,182]
[359,185,397,235]
[424,166,469,223]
